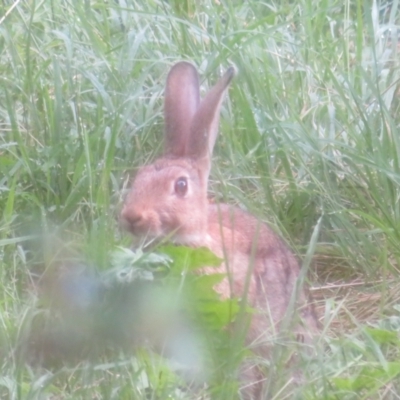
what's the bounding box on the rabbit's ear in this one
[187,67,235,176]
[164,62,200,157]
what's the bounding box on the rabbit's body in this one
[121,62,318,398]
[205,203,316,348]
[207,204,298,308]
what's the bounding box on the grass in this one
[1,0,400,398]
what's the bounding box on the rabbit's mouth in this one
[121,206,202,246]
[123,220,155,237]
[120,206,162,238]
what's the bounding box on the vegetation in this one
[1,0,400,398]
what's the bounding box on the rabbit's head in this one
[121,62,234,245]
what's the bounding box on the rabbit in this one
[121,61,319,398]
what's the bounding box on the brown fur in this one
[121,62,318,399]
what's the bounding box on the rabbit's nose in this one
[120,207,144,231]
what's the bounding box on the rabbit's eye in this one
[174,177,188,197]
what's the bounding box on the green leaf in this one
[363,327,400,345]
[333,362,400,392]
[159,245,223,272]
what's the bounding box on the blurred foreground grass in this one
[1,0,400,398]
